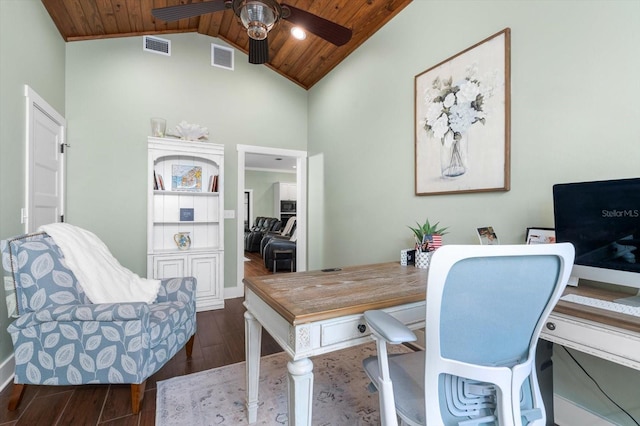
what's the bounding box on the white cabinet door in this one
[190,253,220,302]
[152,252,223,311]
[283,183,297,200]
[154,255,187,279]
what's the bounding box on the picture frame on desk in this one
[477,226,499,245]
[525,227,556,244]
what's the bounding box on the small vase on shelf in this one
[174,232,191,250]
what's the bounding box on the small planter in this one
[415,251,432,269]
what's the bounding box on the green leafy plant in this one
[408,219,449,240]
[408,219,449,252]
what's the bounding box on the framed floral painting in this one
[415,28,511,195]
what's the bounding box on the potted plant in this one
[408,219,448,269]
[408,219,449,252]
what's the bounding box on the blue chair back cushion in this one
[440,255,560,366]
[2,233,89,317]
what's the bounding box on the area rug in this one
[156,342,412,425]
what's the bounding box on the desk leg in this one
[287,358,314,426]
[244,310,262,424]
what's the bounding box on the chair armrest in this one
[8,302,150,331]
[364,310,417,344]
[156,276,197,303]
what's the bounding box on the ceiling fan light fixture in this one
[291,27,306,40]
[234,0,282,41]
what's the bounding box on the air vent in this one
[143,36,171,56]
[211,44,234,70]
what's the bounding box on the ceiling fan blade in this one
[249,38,269,64]
[282,4,352,46]
[152,0,228,22]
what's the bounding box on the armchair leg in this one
[7,383,26,411]
[186,334,195,358]
[131,381,146,414]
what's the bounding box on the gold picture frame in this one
[415,28,511,195]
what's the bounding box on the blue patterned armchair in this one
[1,232,197,413]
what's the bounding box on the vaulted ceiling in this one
[41,0,412,90]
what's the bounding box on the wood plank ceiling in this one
[41,0,412,90]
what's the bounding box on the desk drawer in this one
[320,303,426,347]
[321,316,369,346]
[541,313,640,369]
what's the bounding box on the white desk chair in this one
[363,243,575,426]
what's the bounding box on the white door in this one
[24,85,66,232]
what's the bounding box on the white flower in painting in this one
[449,102,477,135]
[456,80,480,104]
[422,67,494,145]
[443,93,456,108]
[431,114,450,140]
[425,102,444,127]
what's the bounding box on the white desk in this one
[540,286,640,370]
[243,262,428,425]
[243,263,640,425]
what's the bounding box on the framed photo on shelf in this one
[525,227,556,244]
[477,226,499,245]
[415,28,511,195]
[172,165,202,192]
[180,208,194,222]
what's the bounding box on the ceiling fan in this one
[151,0,353,64]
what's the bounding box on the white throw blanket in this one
[39,223,160,304]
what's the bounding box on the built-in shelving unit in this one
[147,136,224,311]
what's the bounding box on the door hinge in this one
[60,214,64,223]
[60,143,70,153]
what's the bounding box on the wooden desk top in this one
[244,261,640,334]
[243,262,428,325]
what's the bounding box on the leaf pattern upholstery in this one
[2,232,197,386]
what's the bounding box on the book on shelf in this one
[153,171,165,190]
[208,174,219,192]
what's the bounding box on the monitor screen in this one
[553,178,640,290]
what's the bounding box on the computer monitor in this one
[553,178,640,297]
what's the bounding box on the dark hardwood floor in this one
[0,251,283,425]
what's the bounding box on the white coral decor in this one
[175,121,209,141]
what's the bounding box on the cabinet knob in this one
[546,322,556,331]
[357,324,367,333]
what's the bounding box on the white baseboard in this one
[0,355,15,392]
[554,394,615,425]
[224,285,244,300]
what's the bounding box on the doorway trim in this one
[233,144,308,297]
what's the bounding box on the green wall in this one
[307,0,640,422]
[63,33,307,288]
[0,0,66,370]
